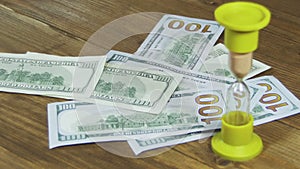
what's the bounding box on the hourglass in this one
[211,2,271,161]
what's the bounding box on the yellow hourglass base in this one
[212,132,263,161]
[211,114,263,161]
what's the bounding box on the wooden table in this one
[1,0,299,168]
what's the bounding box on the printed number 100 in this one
[168,20,212,33]
[195,94,223,124]
[257,83,288,112]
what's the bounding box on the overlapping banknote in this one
[46,50,297,150]
[104,47,270,93]
[0,52,107,98]
[46,49,233,148]
[0,51,184,114]
[47,76,300,151]
[135,14,224,70]
[127,76,300,155]
[104,50,233,93]
[87,50,183,114]
[47,81,263,149]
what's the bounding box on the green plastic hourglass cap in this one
[214,2,271,53]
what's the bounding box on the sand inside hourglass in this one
[224,111,249,126]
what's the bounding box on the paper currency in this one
[88,50,183,114]
[0,53,106,98]
[47,84,263,149]
[248,76,300,125]
[154,84,263,132]
[105,50,234,93]
[199,43,271,80]
[135,14,224,70]
[127,130,213,155]
[128,76,300,155]
[48,101,125,149]
[47,100,200,149]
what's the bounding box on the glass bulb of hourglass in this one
[225,80,250,126]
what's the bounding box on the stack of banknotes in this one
[1,14,299,155]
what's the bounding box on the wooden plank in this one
[0,4,84,55]
[0,146,41,168]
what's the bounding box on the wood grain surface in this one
[0,0,299,168]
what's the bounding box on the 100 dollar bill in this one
[105,50,234,93]
[135,14,224,70]
[0,53,106,98]
[88,50,183,114]
[128,76,300,155]
[47,84,263,149]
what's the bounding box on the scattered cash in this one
[48,75,300,152]
[47,83,263,149]
[45,14,298,154]
[128,76,300,155]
